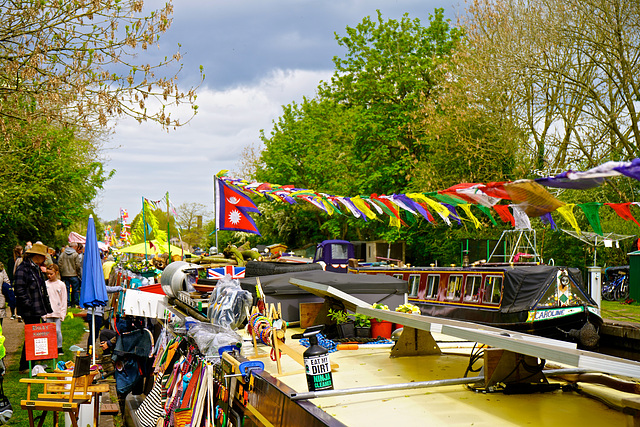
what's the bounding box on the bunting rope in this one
[218,158,640,236]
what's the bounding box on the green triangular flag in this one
[578,202,603,236]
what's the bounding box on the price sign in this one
[25,323,58,361]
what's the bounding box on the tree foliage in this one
[252,8,519,259]
[0,0,202,133]
[465,0,640,175]
[0,119,110,263]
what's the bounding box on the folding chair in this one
[20,354,106,427]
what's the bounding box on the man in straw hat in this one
[14,242,53,373]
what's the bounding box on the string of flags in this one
[217,158,640,236]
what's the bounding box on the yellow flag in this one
[459,204,482,229]
[351,196,378,220]
[556,204,581,235]
[406,193,449,217]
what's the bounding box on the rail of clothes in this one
[133,325,246,427]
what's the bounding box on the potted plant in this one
[354,313,371,338]
[393,303,420,330]
[328,308,355,338]
[370,303,393,339]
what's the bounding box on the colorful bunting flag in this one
[556,204,581,235]
[605,202,640,228]
[578,202,604,236]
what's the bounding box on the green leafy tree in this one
[0,120,110,263]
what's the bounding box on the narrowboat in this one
[347,261,602,348]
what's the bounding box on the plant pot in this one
[370,320,393,339]
[337,321,355,339]
[355,326,371,338]
[392,323,404,332]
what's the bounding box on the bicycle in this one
[602,268,630,301]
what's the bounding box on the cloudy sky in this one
[96,1,459,221]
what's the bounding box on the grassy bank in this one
[3,310,87,427]
[601,300,640,323]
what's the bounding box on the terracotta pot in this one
[370,320,392,339]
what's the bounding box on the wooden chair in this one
[20,354,107,427]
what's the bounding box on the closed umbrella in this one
[79,215,108,365]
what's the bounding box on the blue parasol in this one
[79,215,108,364]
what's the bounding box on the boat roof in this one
[240,270,408,296]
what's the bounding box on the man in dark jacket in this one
[14,242,53,372]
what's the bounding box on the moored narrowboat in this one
[347,262,602,348]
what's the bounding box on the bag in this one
[0,378,13,425]
[1,283,15,308]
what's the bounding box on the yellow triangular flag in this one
[556,204,581,235]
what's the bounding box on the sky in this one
[96,0,459,222]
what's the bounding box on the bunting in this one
[217,157,640,236]
[556,204,581,235]
[605,202,640,228]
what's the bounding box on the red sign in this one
[25,323,58,361]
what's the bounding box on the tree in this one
[319,8,463,194]
[464,0,640,178]
[0,0,202,134]
[174,202,209,248]
[252,9,466,250]
[0,119,110,263]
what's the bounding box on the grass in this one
[3,309,88,427]
[601,300,640,323]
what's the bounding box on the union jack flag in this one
[207,265,246,280]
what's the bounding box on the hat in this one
[25,242,49,257]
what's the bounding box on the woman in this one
[12,245,23,276]
[44,264,67,354]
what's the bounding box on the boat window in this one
[331,244,350,260]
[426,275,439,299]
[464,275,482,302]
[393,274,403,281]
[446,275,463,300]
[314,246,323,262]
[408,274,420,297]
[483,275,503,304]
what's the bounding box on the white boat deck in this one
[240,329,629,426]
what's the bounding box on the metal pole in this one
[166,191,171,261]
[213,176,219,251]
[290,376,484,400]
[142,196,148,260]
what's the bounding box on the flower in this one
[395,303,420,314]
[372,303,389,311]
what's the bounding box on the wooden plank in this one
[289,278,640,379]
[299,302,324,329]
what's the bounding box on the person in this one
[58,243,82,307]
[102,255,116,286]
[0,263,14,322]
[43,264,67,354]
[14,242,53,373]
[0,274,5,326]
[86,285,122,351]
[12,245,23,277]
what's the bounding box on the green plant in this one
[354,313,371,328]
[327,308,352,324]
[395,303,420,314]
[371,303,390,322]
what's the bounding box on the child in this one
[44,264,67,354]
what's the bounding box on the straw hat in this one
[25,242,49,257]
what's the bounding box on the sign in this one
[25,323,58,361]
